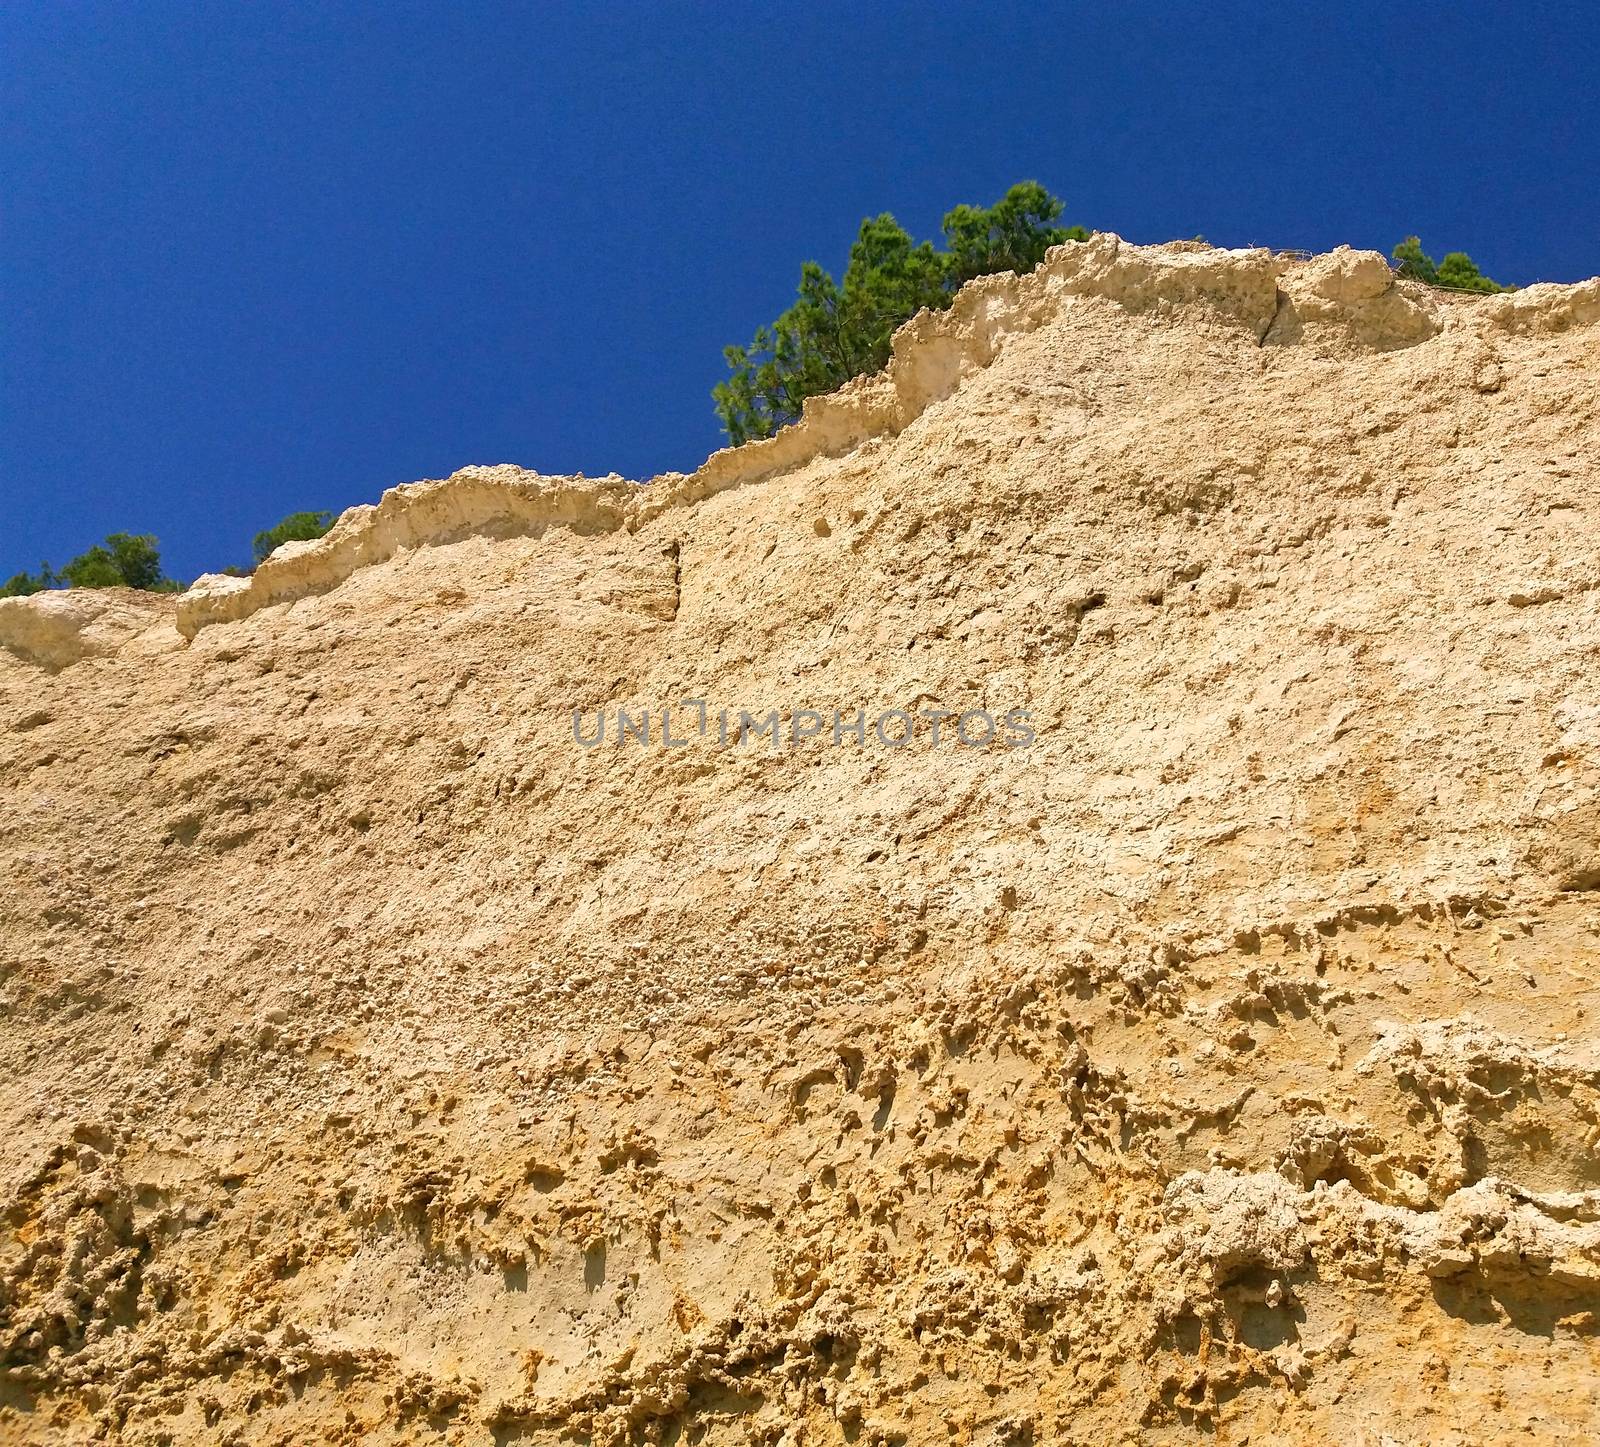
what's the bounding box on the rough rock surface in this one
[0,589,179,673]
[3,237,1600,1445]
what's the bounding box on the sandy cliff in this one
[3,236,1599,1444]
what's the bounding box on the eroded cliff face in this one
[3,238,1599,1445]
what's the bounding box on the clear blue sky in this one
[5,2,1598,583]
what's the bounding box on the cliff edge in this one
[3,238,1600,1445]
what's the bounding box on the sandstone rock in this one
[3,239,1600,1444]
[0,587,177,670]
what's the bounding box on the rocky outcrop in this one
[174,237,1460,642]
[0,588,178,671]
[3,235,1600,1444]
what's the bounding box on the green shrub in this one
[714,182,1086,443]
[253,510,335,565]
[941,181,1087,288]
[1,533,178,596]
[6,514,341,596]
[58,533,167,590]
[1392,235,1510,292]
[1,568,52,598]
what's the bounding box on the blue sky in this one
[4,1,1598,584]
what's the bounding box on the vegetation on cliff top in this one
[712,188,1514,444]
[0,228,1518,594]
[1,510,338,599]
[253,510,335,565]
[1391,235,1510,292]
[1,533,180,598]
[713,182,1087,445]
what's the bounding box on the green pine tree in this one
[253,510,336,565]
[714,183,1085,443]
[1393,235,1510,292]
[1,533,178,595]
